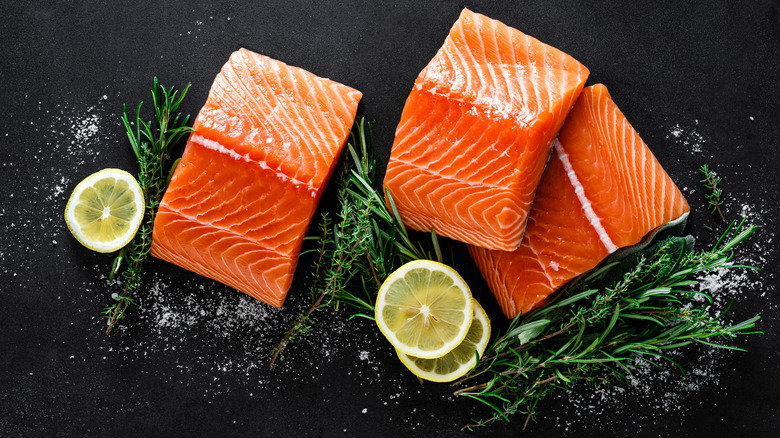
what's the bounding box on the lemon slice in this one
[397,299,491,382]
[64,168,144,253]
[375,260,473,359]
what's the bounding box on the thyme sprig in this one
[104,78,192,334]
[699,164,725,220]
[269,118,439,368]
[454,219,760,429]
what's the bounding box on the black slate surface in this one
[1,1,779,437]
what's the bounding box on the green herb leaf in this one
[699,164,725,220]
[104,78,193,334]
[269,118,441,368]
[453,221,760,429]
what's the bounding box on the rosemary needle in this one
[269,119,760,432]
[454,219,760,429]
[104,78,193,334]
[269,118,440,368]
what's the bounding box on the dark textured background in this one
[1,1,778,436]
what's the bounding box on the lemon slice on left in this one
[64,168,144,253]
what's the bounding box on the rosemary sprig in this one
[454,219,760,429]
[104,78,193,334]
[269,118,760,431]
[269,118,439,368]
[699,164,725,220]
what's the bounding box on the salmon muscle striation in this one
[151,48,362,308]
[383,8,590,251]
[469,84,690,318]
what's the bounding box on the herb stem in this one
[454,221,760,428]
[104,78,192,334]
[105,260,140,334]
[269,118,442,367]
[700,164,725,220]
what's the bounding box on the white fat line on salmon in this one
[191,135,316,196]
[553,139,618,253]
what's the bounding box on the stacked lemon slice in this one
[375,260,491,382]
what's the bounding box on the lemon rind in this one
[396,300,491,383]
[64,168,144,253]
[375,260,473,359]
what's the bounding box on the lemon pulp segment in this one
[64,168,144,253]
[397,299,491,382]
[375,260,473,359]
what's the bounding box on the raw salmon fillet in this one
[469,84,690,318]
[383,8,589,251]
[151,48,362,308]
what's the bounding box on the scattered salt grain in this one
[22,85,769,428]
[561,199,772,431]
[72,113,100,143]
[667,123,705,154]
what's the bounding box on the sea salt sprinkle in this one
[2,96,112,293]
[97,268,404,398]
[560,199,771,431]
[30,85,767,430]
[667,122,705,155]
[72,113,100,143]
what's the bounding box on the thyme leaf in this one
[269,119,760,432]
[700,164,725,220]
[269,118,439,368]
